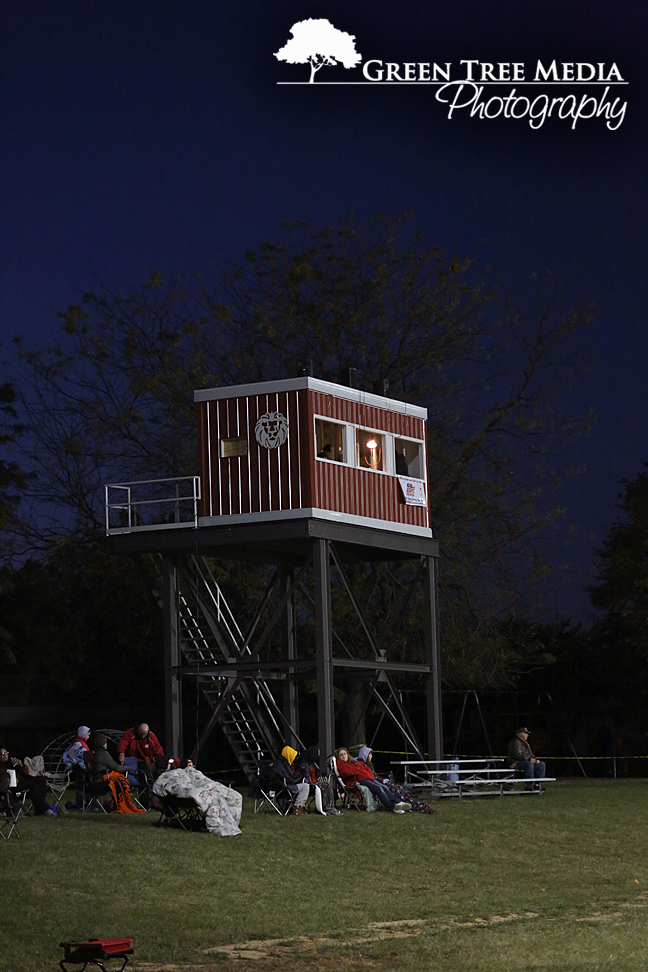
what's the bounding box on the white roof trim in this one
[194,377,427,419]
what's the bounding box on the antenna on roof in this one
[340,366,359,389]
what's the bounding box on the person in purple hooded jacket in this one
[356,746,437,815]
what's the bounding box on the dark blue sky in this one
[1,1,646,620]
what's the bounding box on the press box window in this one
[315,419,345,462]
[394,438,423,479]
[356,429,385,472]
[221,437,248,458]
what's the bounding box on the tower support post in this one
[313,538,334,767]
[424,554,443,760]
[280,566,300,746]
[163,554,183,759]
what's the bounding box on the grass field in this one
[2,780,648,972]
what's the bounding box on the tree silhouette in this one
[275,18,362,83]
[0,377,29,535]
[589,464,648,647]
[10,214,593,689]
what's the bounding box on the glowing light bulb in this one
[364,437,381,469]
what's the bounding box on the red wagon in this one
[59,939,134,972]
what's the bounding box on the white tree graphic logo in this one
[274,19,362,83]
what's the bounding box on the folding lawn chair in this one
[82,753,112,812]
[249,761,298,815]
[10,779,32,815]
[41,728,124,812]
[155,794,206,831]
[59,938,134,972]
[0,786,23,839]
[327,756,364,810]
[120,757,149,811]
[46,768,72,814]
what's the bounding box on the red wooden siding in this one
[197,389,311,517]
[197,386,428,529]
[314,460,428,528]
[308,390,429,528]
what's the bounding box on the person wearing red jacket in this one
[335,747,408,813]
[117,723,164,780]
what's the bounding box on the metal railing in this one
[105,476,201,534]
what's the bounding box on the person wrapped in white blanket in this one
[153,764,242,836]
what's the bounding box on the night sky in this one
[1,1,646,621]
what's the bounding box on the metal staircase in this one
[147,554,290,779]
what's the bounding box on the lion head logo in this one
[255,411,289,449]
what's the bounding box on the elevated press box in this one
[196,377,431,538]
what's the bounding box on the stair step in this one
[147,552,284,780]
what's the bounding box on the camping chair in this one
[154,794,206,832]
[327,756,364,810]
[120,757,149,811]
[249,761,298,815]
[82,752,112,812]
[19,755,68,815]
[45,767,72,813]
[10,776,33,816]
[0,786,23,839]
[59,938,133,972]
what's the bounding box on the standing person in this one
[63,725,91,810]
[506,727,546,784]
[117,723,164,781]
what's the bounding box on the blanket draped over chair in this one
[153,766,242,836]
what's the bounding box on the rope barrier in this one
[354,749,648,760]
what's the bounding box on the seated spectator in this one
[0,747,58,816]
[63,725,91,810]
[356,747,436,814]
[271,746,310,816]
[335,747,409,813]
[395,449,409,476]
[117,723,164,781]
[506,727,546,784]
[92,734,130,781]
[294,745,340,815]
[0,749,22,815]
[92,733,144,814]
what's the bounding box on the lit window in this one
[394,438,424,479]
[356,429,385,471]
[315,419,345,462]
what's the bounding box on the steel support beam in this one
[280,566,300,746]
[174,657,432,676]
[424,554,443,760]
[313,538,335,767]
[162,555,183,759]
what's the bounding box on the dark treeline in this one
[0,215,643,771]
